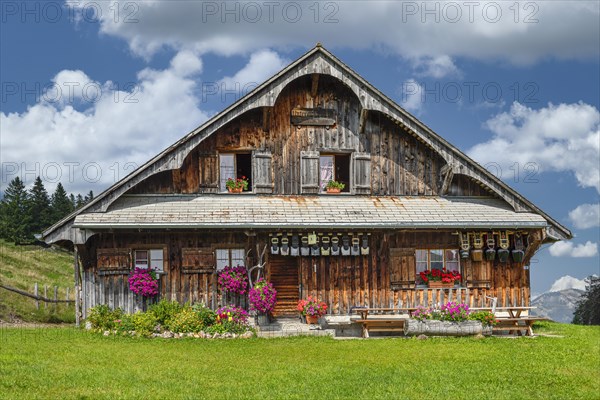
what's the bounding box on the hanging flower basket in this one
[217,266,249,295]
[128,267,159,298]
[248,278,277,314]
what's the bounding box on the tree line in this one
[0,176,94,244]
[572,276,600,326]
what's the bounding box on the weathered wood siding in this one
[79,231,254,318]
[79,229,538,317]
[127,74,481,197]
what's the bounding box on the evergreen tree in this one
[84,190,94,204]
[572,276,600,325]
[69,194,76,208]
[28,176,51,234]
[75,194,85,209]
[0,177,31,242]
[50,182,74,223]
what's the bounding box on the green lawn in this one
[1,322,598,399]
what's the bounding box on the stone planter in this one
[404,319,485,337]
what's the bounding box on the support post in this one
[74,246,81,327]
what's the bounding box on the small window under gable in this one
[319,153,350,192]
[219,153,252,192]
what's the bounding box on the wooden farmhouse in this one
[43,45,571,322]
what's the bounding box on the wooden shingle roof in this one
[74,195,547,230]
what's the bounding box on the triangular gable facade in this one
[43,45,570,244]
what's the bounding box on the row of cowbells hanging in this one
[459,231,528,264]
[270,234,370,256]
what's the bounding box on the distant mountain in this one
[531,289,584,324]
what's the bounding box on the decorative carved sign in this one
[291,107,337,126]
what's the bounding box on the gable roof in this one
[43,45,571,243]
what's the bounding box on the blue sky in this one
[1,1,599,294]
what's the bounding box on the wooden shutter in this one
[198,153,218,192]
[389,248,415,290]
[97,248,131,273]
[300,151,320,194]
[182,248,214,274]
[252,150,273,194]
[352,152,371,195]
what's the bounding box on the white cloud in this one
[67,1,599,65]
[569,203,600,230]
[1,51,209,194]
[549,275,588,292]
[220,49,288,91]
[413,55,462,78]
[399,79,424,113]
[549,241,598,258]
[468,102,600,193]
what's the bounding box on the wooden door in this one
[268,256,299,316]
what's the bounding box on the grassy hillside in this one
[0,322,598,399]
[0,239,74,322]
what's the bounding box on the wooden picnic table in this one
[351,307,418,320]
[495,306,535,318]
[492,307,546,336]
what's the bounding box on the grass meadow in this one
[1,321,598,399]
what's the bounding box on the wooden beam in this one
[523,230,544,266]
[262,107,271,132]
[439,164,454,195]
[311,73,319,98]
[358,109,368,135]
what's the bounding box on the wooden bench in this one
[350,307,414,338]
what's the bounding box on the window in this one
[215,248,246,271]
[135,249,164,273]
[319,153,350,192]
[219,153,252,192]
[415,249,461,275]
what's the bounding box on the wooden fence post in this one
[54,286,58,312]
[34,283,39,310]
[44,285,48,310]
[66,287,70,306]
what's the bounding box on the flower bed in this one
[87,300,254,339]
